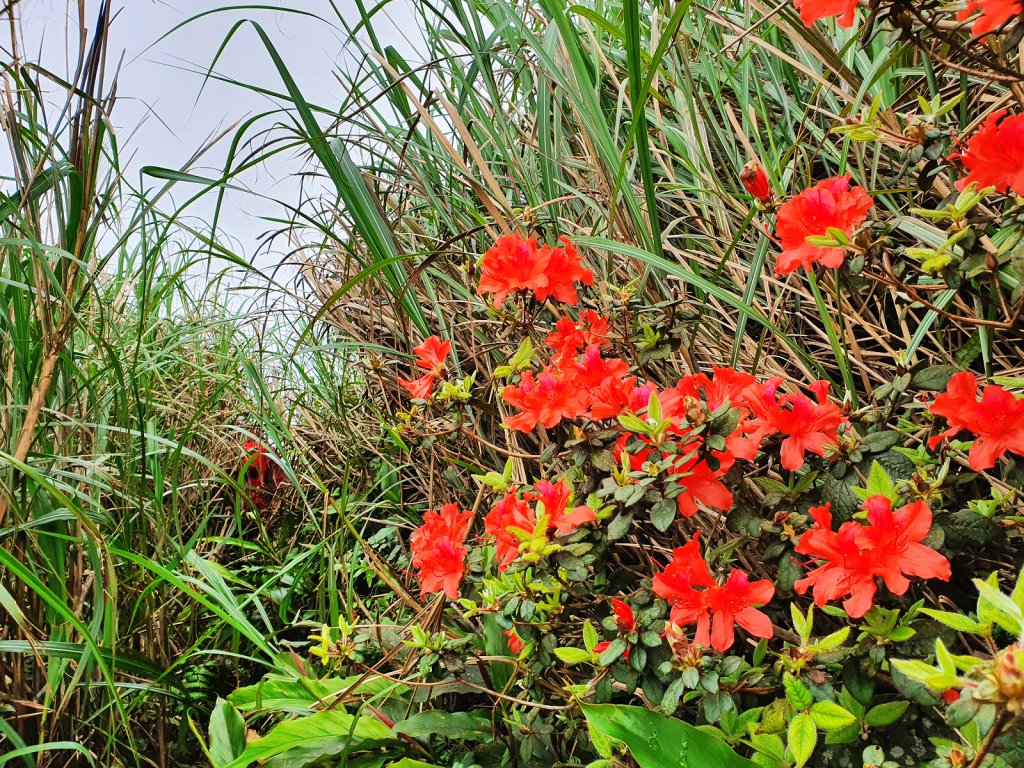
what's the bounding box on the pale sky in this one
[8,0,419,273]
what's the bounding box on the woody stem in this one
[967,706,1011,768]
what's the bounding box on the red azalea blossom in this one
[409,504,474,599]
[794,498,951,619]
[484,493,536,572]
[653,533,774,652]
[545,310,612,355]
[398,335,452,399]
[502,368,591,432]
[951,110,1024,196]
[504,629,525,655]
[958,0,1022,38]
[775,175,873,275]
[928,371,1024,470]
[611,599,637,634]
[476,233,593,308]
[533,238,594,305]
[484,482,593,572]
[526,479,596,534]
[477,234,550,308]
[792,0,859,28]
[751,379,846,471]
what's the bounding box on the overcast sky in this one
[9,0,420,273]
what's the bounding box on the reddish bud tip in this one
[740,161,772,203]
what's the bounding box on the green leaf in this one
[224,710,392,768]
[597,638,628,666]
[391,711,493,742]
[555,647,595,665]
[974,577,1024,635]
[919,608,982,634]
[209,698,246,767]
[787,713,817,768]
[583,620,599,653]
[864,701,909,727]
[809,701,857,731]
[581,703,756,768]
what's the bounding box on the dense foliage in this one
[4,1,1024,767]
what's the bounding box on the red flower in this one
[929,371,1024,470]
[951,110,1024,196]
[669,448,735,518]
[399,373,435,400]
[859,496,952,597]
[751,380,846,471]
[740,160,772,202]
[794,498,950,619]
[794,503,881,618]
[409,504,474,599]
[611,599,637,634]
[775,175,873,275]
[534,238,594,305]
[792,0,859,28]
[484,493,535,571]
[653,533,774,652]
[958,0,1022,38]
[501,368,590,432]
[546,311,612,366]
[243,440,284,509]
[571,345,631,390]
[477,234,593,307]
[703,571,776,653]
[504,629,525,655]
[526,479,595,535]
[484,481,593,572]
[477,234,550,307]
[398,335,452,399]
[588,377,655,421]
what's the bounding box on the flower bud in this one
[740,160,772,203]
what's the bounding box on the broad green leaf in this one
[864,701,909,727]
[209,698,246,767]
[224,710,392,768]
[581,703,756,767]
[919,608,982,634]
[391,711,493,742]
[809,701,856,731]
[787,713,817,768]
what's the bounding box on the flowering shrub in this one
[210,4,1024,768]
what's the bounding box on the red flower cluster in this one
[502,313,628,431]
[928,371,1024,470]
[612,373,846,518]
[794,497,951,618]
[409,504,474,599]
[792,0,859,28]
[958,0,1022,38]
[775,175,873,275]
[398,335,452,400]
[653,532,775,652]
[243,439,285,509]
[747,379,847,471]
[484,480,594,571]
[951,110,1024,197]
[477,233,594,308]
